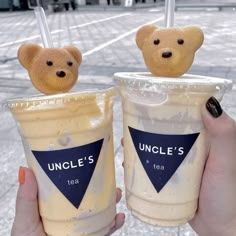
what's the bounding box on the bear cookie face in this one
[18,43,82,95]
[136,25,204,78]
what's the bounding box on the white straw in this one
[34,6,53,48]
[165,0,175,28]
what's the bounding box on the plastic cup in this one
[6,85,116,236]
[114,72,232,227]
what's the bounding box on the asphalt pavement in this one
[0,5,236,236]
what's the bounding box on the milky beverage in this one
[114,73,232,227]
[7,86,116,236]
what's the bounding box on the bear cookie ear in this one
[64,46,82,66]
[136,25,157,50]
[17,43,42,70]
[183,26,204,52]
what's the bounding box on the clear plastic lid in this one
[114,72,233,93]
[2,84,115,111]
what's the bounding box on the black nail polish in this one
[206,97,223,118]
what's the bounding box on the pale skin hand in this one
[11,167,125,236]
[189,105,236,236]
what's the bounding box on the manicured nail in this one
[206,96,223,118]
[18,166,25,185]
[121,213,126,220]
[117,187,122,193]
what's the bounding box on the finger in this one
[116,188,122,203]
[106,213,125,236]
[11,167,45,236]
[202,97,236,172]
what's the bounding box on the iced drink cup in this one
[114,72,232,227]
[7,85,116,236]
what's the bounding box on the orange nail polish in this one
[18,166,25,185]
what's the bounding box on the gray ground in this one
[0,5,235,236]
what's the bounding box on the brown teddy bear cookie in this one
[18,43,82,95]
[136,25,204,77]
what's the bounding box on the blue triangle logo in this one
[32,139,104,209]
[129,127,199,193]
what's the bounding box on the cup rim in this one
[3,85,116,110]
[113,72,233,92]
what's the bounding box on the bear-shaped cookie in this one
[136,25,204,77]
[18,43,82,95]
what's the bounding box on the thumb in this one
[11,167,45,236]
[202,97,236,173]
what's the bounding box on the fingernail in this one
[18,166,25,185]
[117,187,122,193]
[121,213,126,220]
[206,96,223,118]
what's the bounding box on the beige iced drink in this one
[7,87,116,236]
[114,72,232,227]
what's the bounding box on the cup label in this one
[128,127,199,192]
[32,139,104,208]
